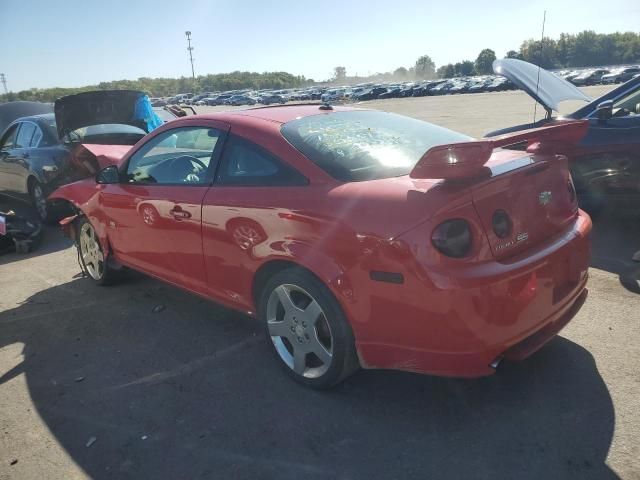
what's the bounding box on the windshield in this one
[65,123,146,143]
[153,108,176,122]
[281,110,471,181]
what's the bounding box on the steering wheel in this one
[184,155,207,170]
[166,155,208,182]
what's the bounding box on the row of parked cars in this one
[323,76,516,102]
[150,76,517,108]
[147,65,639,109]
[151,89,324,107]
[558,65,640,86]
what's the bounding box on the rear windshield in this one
[281,111,471,181]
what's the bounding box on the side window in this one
[125,126,222,184]
[15,122,37,148]
[0,124,19,150]
[30,126,43,147]
[613,88,640,114]
[217,135,307,186]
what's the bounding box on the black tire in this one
[76,217,117,286]
[259,267,359,389]
[29,179,57,224]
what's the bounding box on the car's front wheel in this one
[77,217,116,285]
[259,268,359,389]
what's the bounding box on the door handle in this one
[169,206,192,220]
[21,152,30,159]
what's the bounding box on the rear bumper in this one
[355,210,592,377]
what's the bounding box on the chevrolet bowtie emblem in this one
[538,191,552,206]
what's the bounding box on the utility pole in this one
[0,74,7,95]
[185,31,195,85]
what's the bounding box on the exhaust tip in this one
[490,355,504,370]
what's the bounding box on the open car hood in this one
[493,59,591,113]
[54,90,148,139]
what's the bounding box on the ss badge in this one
[538,191,552,206]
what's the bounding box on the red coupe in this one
[49,104,592,388]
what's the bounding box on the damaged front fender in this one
[48,179,111,255]
[59,214,80,240]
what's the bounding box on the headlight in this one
[42,165,59,181]
[431,219,472,258]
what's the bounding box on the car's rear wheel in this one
[259,268,359,389]
[29,180,55,223]
[77,217,115,285]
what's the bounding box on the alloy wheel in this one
[266,284,333,378]
[79,222,105,280]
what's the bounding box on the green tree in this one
[437,64,455,78]
[475,49,496,74]
[393,67,408,79]
[454,60,475,77]
[415,55,436,79]
[333,66,347,82]
[569,30,603,66]
[519,37,558,69]
[555,33,573,67]
[506,50,522,59]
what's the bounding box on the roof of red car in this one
[194,104,363,125]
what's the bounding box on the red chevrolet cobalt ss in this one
[49,105,592,388]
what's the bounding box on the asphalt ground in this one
[1,85,639,480]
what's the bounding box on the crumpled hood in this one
[65,144,131,180]
[76,144,131,170]
[54,90,148,139]
[493,58,591,112]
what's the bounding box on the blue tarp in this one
[132,94,164,132]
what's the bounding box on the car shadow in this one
[589,210,640,294]
[0,277,617,479]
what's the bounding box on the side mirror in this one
[96,165,120,184]
[595,100,613,122]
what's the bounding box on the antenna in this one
[533,10,547,123]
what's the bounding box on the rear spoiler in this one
[409,120,588,180]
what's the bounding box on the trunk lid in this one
[471,149,577,260]
[408,120,587,261]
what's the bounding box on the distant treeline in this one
[2,30,639,103]
[0,71,314,103]
[513,30,640,69]
[339,30,640,82]
[415,31,640,80]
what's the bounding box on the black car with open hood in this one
[487,59,640,214]
[0,90,162,223]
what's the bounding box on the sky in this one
[1,0,639,92]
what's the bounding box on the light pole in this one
[185,31,195,85]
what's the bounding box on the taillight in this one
[491,209,512,239]
[431,219,472,258]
